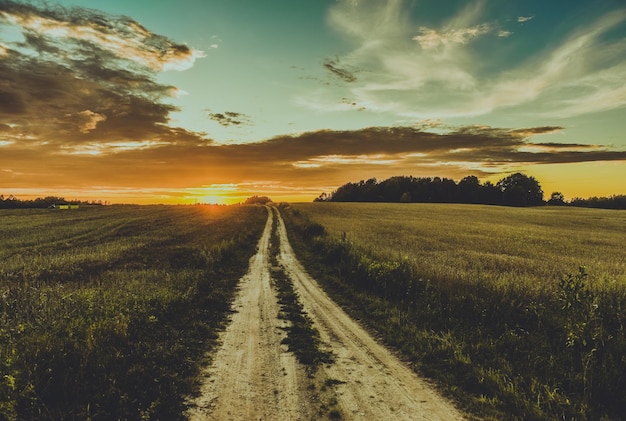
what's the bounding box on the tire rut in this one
[187,207,312,420]
[188,206,465,420]
[274,207,466,421]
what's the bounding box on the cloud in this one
[0,1,207,153]
[208,111,253,127]
[2,119,624,200]
[323,58,358,83]
[73,110,107,133]
[0,1,204,71]
[317,0,626,120]
[413,23,494,50]
[517,16,534,23]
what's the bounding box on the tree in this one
[399,192,412,203]
[548,192,566,206]
[496,173,544,206]
[244,195,272,205]
[314,192,330,202]
[458,175,481,203]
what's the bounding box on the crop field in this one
[292,203,626,288]
[284,203,626,420]
[0,205,266,420]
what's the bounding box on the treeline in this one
[0,195,106,209]
[243,195,273,205]
[569,195,626,210]
[315,173,544,207]
[315,174,626,209]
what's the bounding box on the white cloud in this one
[472,9,626,117]
[413,23,493,50]
[317,0,626,120]
[517,16,534,23]
[5,8,204,72]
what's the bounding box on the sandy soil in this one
[187,207,313,420]
[188,206,465,420]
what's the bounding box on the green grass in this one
[268,209,333,372]
[283,202,626,420]
[0,204,266,420]
[293,203,626,288]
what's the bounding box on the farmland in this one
[284,203,626,420]
[0,205,266,420]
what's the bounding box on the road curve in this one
[275,207,465,421]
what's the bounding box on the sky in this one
[1,0,625,204]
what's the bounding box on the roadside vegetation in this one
[283,202,626,420]
[269,209,333,372]
[0,204,266,420]
[268,207,341,419]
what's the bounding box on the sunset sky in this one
[1,0,625,204]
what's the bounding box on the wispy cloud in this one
[413,23,493,50]
[316,0,626,120]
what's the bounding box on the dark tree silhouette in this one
[457,176,480,203]
[548,192,566,206]
[314,174,625,209]
[496,173,544,206]
[244,195,272,205]
[570,195,626,210]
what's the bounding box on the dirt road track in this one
[188,206,465,420]
[187,207,313,420]
[275,208,464,421]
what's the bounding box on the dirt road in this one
[187,207,313,420]
[188,206,465,420]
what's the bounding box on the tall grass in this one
[284,203,626,420]
[0,205,266,420]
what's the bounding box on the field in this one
[2,202,625,420]
[292,203,626,287]
[0,205,266,420]
[284,203,626,420]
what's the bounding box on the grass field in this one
[284,202,626,420]
[0,205,266,420]
[293,203,626,288]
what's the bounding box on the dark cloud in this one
[0,0,205,150]
[2,123,625,196]
[340,97,367,111]
[323,58,357,83]
[208,111,253,127]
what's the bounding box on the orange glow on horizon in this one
[5,160,624,206]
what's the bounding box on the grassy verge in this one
[268,208,340,419]
[282,204,626,421]
[269,209,333,372]
[0,205,266,420]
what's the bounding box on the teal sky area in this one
[40,0,626,145]
[1,0,625,203]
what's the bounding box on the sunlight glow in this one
[293,154,399,168]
